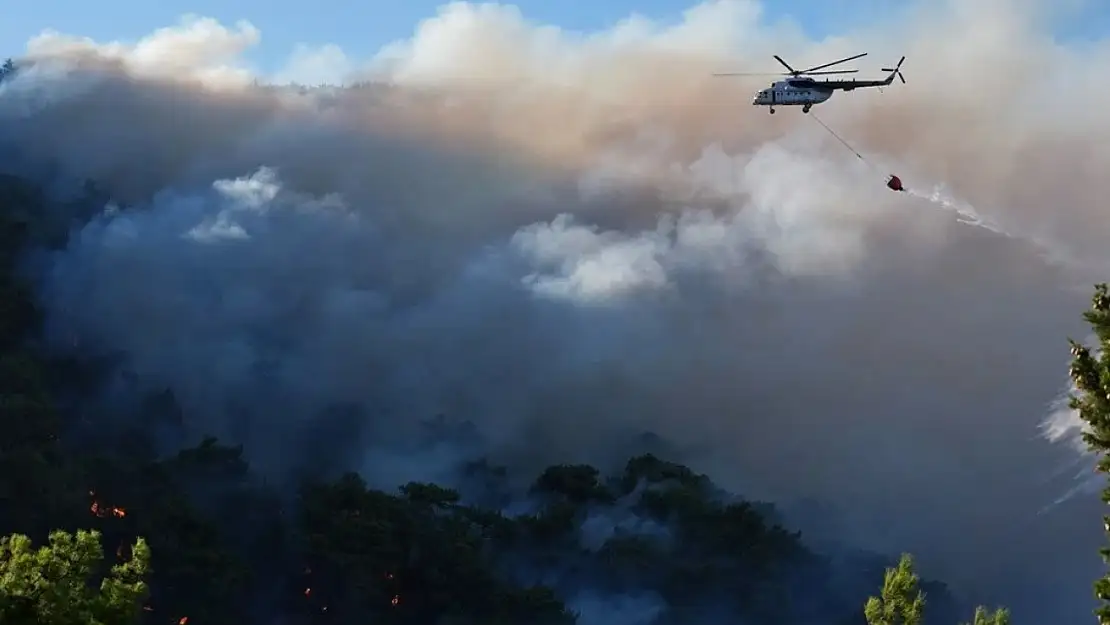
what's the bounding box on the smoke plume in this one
[2,1,1109,622]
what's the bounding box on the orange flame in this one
[179,618,188,625]
[88,492,126,519]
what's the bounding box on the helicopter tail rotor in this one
[881,56,906,84]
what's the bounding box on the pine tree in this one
[1068,283,1110,624]
[960,606,1010,625]
[863,553,1010,625]
[864,553,927,625]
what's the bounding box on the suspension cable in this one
[809,111,878,173]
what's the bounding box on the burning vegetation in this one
[2,405,966,625]
[89,491,126,518]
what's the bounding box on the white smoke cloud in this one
[3,1,1110,623]
[24,14,260,86]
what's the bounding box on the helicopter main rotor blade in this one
[773,55,796,74]
[799,52,868,74]
[710,68,860,77]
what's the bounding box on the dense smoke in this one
[1,0,1108,623]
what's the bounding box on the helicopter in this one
[713,53,906,114]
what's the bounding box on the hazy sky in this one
[3,0,1107,77]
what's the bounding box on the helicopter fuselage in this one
[752,73,896,114]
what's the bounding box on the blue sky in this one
[1,0,1107,73]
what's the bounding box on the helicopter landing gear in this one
[802,104,812,113]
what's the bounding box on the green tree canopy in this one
[864,553,927,625]
[0,529,150,625]
[1068,282,1110,624]
[863,553,1008,625]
